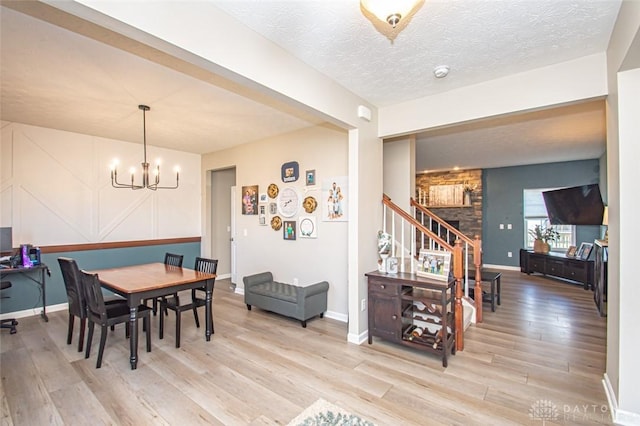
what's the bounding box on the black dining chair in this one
[160,257,217,348]
[81,270,152,368]
[58,257,128,352]
[148,252,184,316]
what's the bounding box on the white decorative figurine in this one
[377,231,392,272]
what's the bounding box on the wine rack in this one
[366,271,456,367]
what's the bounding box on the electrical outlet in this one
[361,299,367,311]
[508,251,513,257]
[499,224,504,230]
[507,224,512,230]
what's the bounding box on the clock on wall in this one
[277,187,300,218]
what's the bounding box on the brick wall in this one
[415,169,483,241]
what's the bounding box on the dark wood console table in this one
[519,249,593,290]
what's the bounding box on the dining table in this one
[88,262,216,369]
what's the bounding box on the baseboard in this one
[324,310,347,323]
[603,373,640,425]
[347,329,368,345]
[482,264,521,271]
[234,287,245,295]
[0,302,67,320]
[216,272,231,280]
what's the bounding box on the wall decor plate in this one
[267,183,279,199]
[270,215,282,231]
[302,196,318,213]
[277,187,300,218]
[281,161,299,183]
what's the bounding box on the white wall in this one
[604,1,640,423]
[0,121,201,244]
[202,125,349,318]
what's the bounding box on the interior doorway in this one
[209,167,236,283]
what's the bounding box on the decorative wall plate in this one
[270,215,282,231]
[267,183,279,199]
[302,196,318,213]
[277,187,300,218]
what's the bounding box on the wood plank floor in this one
[1,270,611,425]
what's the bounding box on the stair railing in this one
[411,198,484,323]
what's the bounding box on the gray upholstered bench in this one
[243,272,329,327]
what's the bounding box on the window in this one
[523,189,575,250]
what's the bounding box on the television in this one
[542,184,605,225]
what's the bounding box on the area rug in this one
[287,398,376,426]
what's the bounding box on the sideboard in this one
[519,249,593,290]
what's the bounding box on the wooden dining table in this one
[88,262,216,370]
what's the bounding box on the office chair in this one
[1,281,18,334]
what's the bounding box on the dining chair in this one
[58,257,128,352]
[148,252,184,315]
[80,270,152,368]
[160,257,217,348]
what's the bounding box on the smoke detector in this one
[433,65,450,79]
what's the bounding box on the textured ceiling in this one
[0,0,621,170]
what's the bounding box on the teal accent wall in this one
[0,241,200,314]
[482,160,602,267]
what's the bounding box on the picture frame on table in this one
[415,249,451,281]
[566,245,577,257]
[577,242,594,260]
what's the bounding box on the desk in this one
[89,263,216,370]
[0,264,50,322]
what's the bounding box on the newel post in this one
[453,238,464,351]
[474,235,483,323]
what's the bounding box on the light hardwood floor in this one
[1,270,611,425]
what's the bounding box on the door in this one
[230,186,237,284]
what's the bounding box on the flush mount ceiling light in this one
[360,0,425,42]
[110,105,179,190]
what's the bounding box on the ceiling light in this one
[110,105,179,190]
[434,65,450,78]
[360,0,424,42]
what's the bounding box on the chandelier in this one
[360,0,424,41]
[110,105,179,190]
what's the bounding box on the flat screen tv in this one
[542,184,605,225]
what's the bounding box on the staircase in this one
[380,194,484,351]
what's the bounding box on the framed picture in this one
[566,245,577,257]
[322,177,348,222]
[258,205,267,226]
[241,185,258,215]
[305,169,316,186]
[259,193,268,204]
[269,202,277,215]
[299,216,317,238]
[577,242,593,260]
[415,249,451,281]
[283,220,296,240]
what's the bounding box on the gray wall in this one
[482,159,602,267]
[0,242,201,314]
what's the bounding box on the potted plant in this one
[529,224,559,254]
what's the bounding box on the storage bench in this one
[243,272,329,327]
